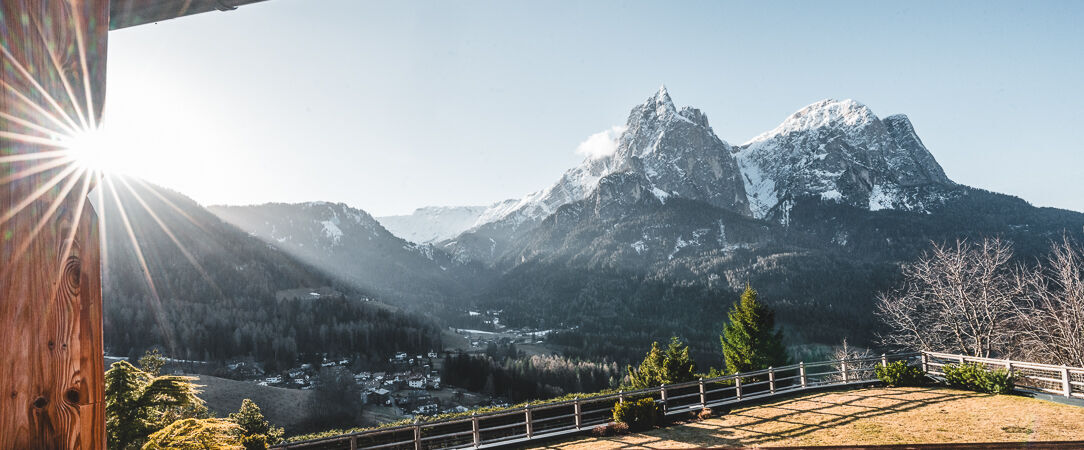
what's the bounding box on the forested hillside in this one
[96,178,442,370]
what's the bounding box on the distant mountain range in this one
[96,180,442,367]
[191,87,1084,363]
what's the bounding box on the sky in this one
[103,0,1084,216]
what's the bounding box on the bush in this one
[591,422,629,436]
[696,408,713,421]
[612,398,660,431]
[875,361,926,386]
[942,362,1014,394]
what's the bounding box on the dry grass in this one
[191,374,313,431]
[536,387,1084,448]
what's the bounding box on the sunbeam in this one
[0,163,80,228]
[0,166,86,280]
[104,174,178,354]
[0,155,75,185]
[116,175,226,300]
[0,40,84,133]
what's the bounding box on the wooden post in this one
[349,435,357,450]
[1,1,109,449]
[659,384,667,413]
[735,377,742,401]
[921,353,929,373]
[471,413,480,447]
[573,399,582,430]
[524,405,533,439]
[768,367,776,394]
[881,353,888,368]
[841,360,849,383]
[1062,367,1073,398]
[799,362,807,388]
[413,420,421,450]
[618,390,624,404]
[698,378,706,408]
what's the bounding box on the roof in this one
[111,0,268,30]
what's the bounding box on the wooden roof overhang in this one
[110,0,268,30]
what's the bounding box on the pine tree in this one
[105,361,204,449]
[720,285,788,374]
[626,337,697,389]
[229,399,284,449]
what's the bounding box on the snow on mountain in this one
[458,86,748,245]
[734,99,953,219]
[436,90,956,264]
[378,205,491,244]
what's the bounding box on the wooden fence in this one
[277,352,918,449]
[922,351,1084,400]
[277,351,1084,449]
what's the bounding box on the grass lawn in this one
[191,374,313,432]
[535,387,1084,448]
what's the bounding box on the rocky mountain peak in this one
[746,98,877,145]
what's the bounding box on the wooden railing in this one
[277,352,918,449]
[922,351,1084,400]
[277,351,1084,449]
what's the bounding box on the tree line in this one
[877,235,1084,367]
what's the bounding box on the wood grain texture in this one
[1,0,108,448]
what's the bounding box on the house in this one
[408,375,425,389]
[394,352,408,361]
[428,376,441,390]
[427,351,438,359]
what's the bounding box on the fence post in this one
[574,398,582,430]
[619,390,625,404]
[735,376,742,401]
[881,353,888,368]
[799,362,807,388]
[768,367,776,394]
[1063,366,1073,398]
[699,378,706,408]
[349,436,357,450]
[471,413,480,447]
[525,404,533,439]
[1005,361,1013,377]
[413,419,421,450]
[660,384,668,413]
[841,360,849,383]
[921,353,929,374]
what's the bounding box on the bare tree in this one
[876,238,1021,357]
[831,339,873,381]
[1010,237,1084,367]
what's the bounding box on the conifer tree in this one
[626,336,697,389]
[229,399,284,449]
[105,361,204,449]
[720,285,788,374]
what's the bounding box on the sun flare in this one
[60,127,141,175]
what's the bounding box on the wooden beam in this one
[110,0,268,30]
[1,0,108,448]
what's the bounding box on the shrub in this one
[591,422,629,436]
[942,362,1014,394]
[875,361,926,386]
[612,398,659,431]
[696,408,713,421]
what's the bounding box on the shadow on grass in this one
[534,387,986,449]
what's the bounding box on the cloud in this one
[575,125,627,159]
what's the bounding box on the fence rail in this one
[277,352,919,449]
[277,351,1084,449]
[922,351,1084,400]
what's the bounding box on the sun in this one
[61,127,140,175]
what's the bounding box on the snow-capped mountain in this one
[209,202,482,302]
[735,99,954,220]
[446,89,962,262]
[378,205,492,244]
[446,86,751,261]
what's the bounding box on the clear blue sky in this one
[104,0,1083,216]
